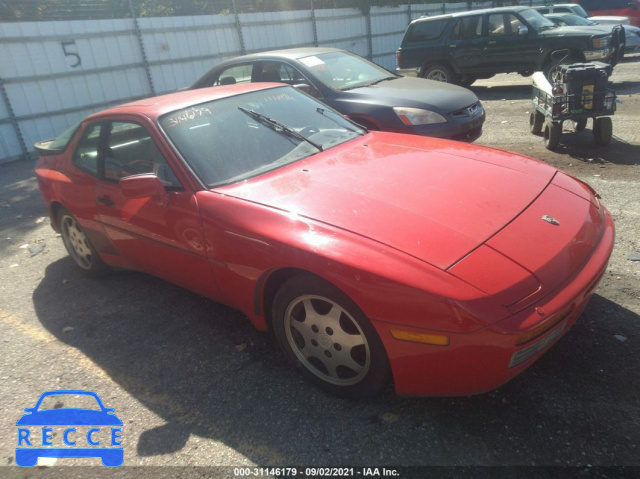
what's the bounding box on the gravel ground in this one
[0,56,638,477]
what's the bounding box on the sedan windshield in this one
[298,51,396,91]
[160,86,363,187]
[559,14,596,26]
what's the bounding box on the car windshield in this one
[298,51,396,91]
[160,86,364,187]
[521,8,556,29]
[561,14,595,26]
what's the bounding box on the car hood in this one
[16,409,123,426]
[336,76,479,112]
[589,16,630,24]
[539,25,610,37]
[218,132,556,270]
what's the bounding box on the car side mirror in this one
[629,2,638,11]
[120,174,169,207]
[517,25,529,36]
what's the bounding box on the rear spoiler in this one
[34,140,64,157]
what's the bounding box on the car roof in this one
[86,83,286,121]
[221,47,345,62]
[411,6,532,23]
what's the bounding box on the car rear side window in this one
[452,16,484,39]
[214,64,253,86]
[406,18,449,43]
[73,123,102,176]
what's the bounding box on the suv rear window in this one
[405,18,449,43]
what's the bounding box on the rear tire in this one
[530,110,544,135]
[422,64,455,83]
[544,122,561,150]
[57,207,110,278]
[272,274,390,398]
[593,117,612,146]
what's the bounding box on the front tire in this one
[272,275,390,398]
[544,122,562,150]
[57,207,110,278]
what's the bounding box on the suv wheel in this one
[422,64,455,83]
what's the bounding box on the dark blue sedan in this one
[190,48,485,141]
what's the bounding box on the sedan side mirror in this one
[120,174,169,207]
[517,25,529,36]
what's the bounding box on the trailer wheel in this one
[593,117,612,146]
[530,111,544,135]
[544,122,561,150]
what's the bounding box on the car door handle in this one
[96,196,115,207]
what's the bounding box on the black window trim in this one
[71,121,106,178]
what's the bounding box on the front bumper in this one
[584,48,613,61]
[373,208,614,396]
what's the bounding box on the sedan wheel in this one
[58,207,110,278]
[273,275,390,398]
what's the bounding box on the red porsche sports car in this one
[35,83,614,398]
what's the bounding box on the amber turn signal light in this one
[390,329,450,346]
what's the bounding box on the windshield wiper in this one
[238,107,323,151]
[316,108,366,135]
[363,76,397,87]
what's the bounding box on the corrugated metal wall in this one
[0,1,537,164]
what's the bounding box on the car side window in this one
[488,14,523,36]
[104,121,181,188]
[213,64,254,86]
[256,62,285,83]
[72,123,103,176]
[536,7,550,14]
[452,16,484,39]
[555,7,572,13]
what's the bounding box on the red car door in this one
[92,119,220,299]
